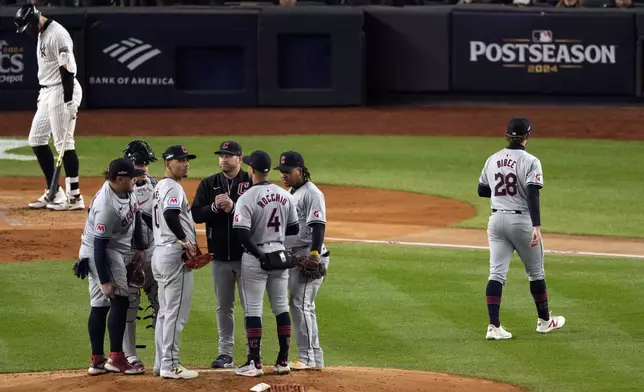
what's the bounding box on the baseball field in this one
[0,106,642,392]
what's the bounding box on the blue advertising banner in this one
[85,10,258,108]
[451,11,636,95]
[0,32,38,91]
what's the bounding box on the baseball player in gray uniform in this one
[78,158,146,376]
[478,117,565,340]
[276,151,329,370]
[121,140,159,371]
[151,145,199,380]
[232,150,300,377]
[14,4,84,211]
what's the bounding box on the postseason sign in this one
[450,11,635,95]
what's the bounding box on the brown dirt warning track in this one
[0,105,642,391]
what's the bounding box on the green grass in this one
[3,135,642,238]
[1,244,643,392]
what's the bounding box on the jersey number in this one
[267,208,280,232]
[494,173,518,196]
[153,205,160,229]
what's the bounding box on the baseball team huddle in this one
[70,141,330,380]
[15,1,567,382]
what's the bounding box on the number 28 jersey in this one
[232,183,298,245]
[479,148,544,212]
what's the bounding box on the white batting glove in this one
[65,101,78,119]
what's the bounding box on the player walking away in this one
[151,145,199,380]
[276,151,329,370]
[79,158,146,376]
[190,140,252,369]
[121,140,159,371]
[14,4,85,211]
[232,150,300,377]
[478,117,566,340]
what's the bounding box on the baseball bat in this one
[46,114,75,203]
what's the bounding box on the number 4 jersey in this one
[232,182,298,245]
[479,147,544,212]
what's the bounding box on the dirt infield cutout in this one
[0,366,527,392]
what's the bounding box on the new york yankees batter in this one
[232,150,299,377]
[478,117,565,340]
[79,158,146,376]
[277,151,329,370]
[122,140,159,371]
[151,145,199,380]
[14,4,84,211]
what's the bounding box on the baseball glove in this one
[258,250,303,271]
[73,257,90,280]
[297,254,327,280]
[126,261,146,288]
[182,244,213,270]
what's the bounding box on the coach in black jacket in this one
[190,140,252,369]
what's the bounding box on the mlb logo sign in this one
[532,30,553,43]
[167,197,180,207]
[96,223,106,233]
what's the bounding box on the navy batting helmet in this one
[14,4,41,37]
[123,140,158,165]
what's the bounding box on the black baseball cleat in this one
[211,354,234,369]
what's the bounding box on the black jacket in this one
[191,170,252,261]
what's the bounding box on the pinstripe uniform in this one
[30,20,82,154]
[79,181,139,307]
[151,178,197,374]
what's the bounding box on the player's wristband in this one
[310,250,319,256]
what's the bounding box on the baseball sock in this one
[32,145,55,191]
[276,312,291,362]
[486,280,503,328]
[107,295,129,353]
[530,279,550,321]
[62,150,80,199]
[245,316,262,364]
[88,306,110,355]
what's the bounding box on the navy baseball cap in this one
[214,140,242,156]
[506,117,532,136]
[242,150,271,174]
[162,145,197,161]
[274,151,305,172]
[108,158,146,178]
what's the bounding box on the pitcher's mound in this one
[0,366,526,392]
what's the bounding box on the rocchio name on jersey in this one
[257,193,289,208]
[469,41,617,65]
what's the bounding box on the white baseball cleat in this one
[29,187,65,209]
[274,360,291,374]
[234,360,264,377]
[486,324,513,340]
[47,194,85,211]
[160,365,198,379]
[536,313,566,333]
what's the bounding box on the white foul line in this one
[325,237,644,260]
[195,229,644,259]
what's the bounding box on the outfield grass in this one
[0,244,642,392]
[3,136,643,238]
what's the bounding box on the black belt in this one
[39,83,61,89]
[492,209,523,214]
[257,241,282,246]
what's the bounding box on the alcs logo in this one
[0,40,25,84]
